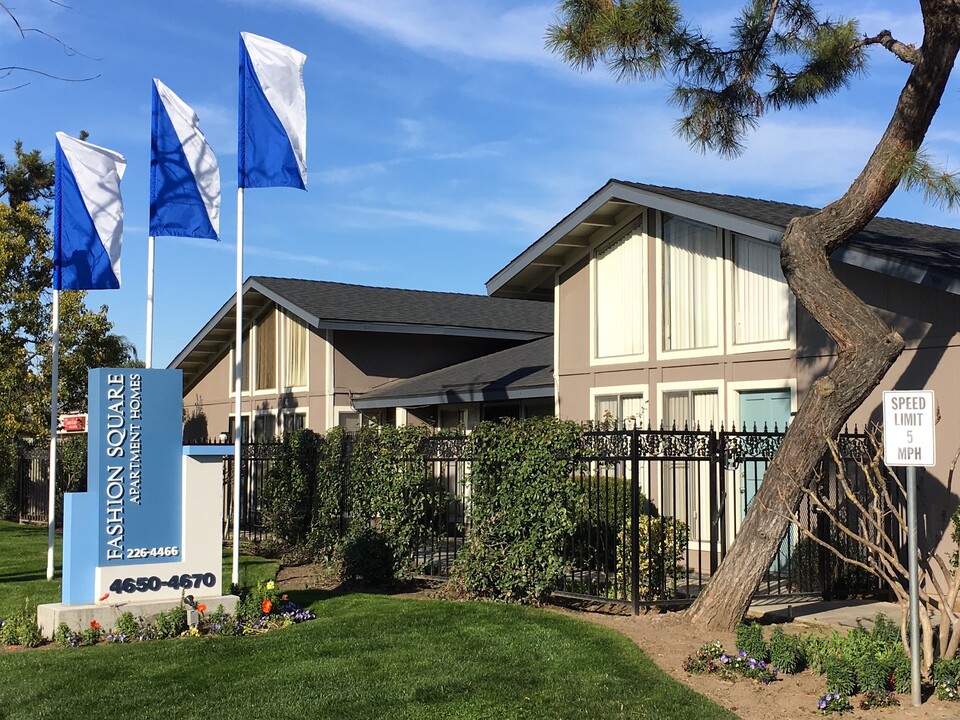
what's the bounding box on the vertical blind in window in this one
[661,389,718,540]
[662,217,718,351]
[595,228,644,358]
[256,311,277,390]
[734,234,790,344]
[284,313,308,387]
[595,394,644,429]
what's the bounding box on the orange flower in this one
[197,604,207,614]
[90,620,100,630]
[261,598,273,614]
[98,593,110,602]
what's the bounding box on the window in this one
[595,225,645,360]
[733,234,790,345]
[253,413,277,441]
[282,410,306,435]
[661,388,719,541]
[594,393,644,429]
[255,311,277,391]
[662,216,719,351]
[240,333,250,393]
[283,313,308,388]
[227,415,250,442]
[439,407,479,432]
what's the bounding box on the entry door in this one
[738,389,792,573]
[739,389,791,510]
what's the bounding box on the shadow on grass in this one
[283,579,438,609]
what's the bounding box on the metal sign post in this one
[882,390,936,708]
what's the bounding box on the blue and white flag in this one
[54,132,126,290]
[238,32,307,190]
[150,79,221,239]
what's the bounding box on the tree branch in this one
[856,30,921,65]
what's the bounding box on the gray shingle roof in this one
[619,181,960,271]
[254,276,553,334]
[353,336,553,408]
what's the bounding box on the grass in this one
[0,592,736,720]
[0,520,278,616]
[0,521,736,720]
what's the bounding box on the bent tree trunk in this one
[687,5,960,631]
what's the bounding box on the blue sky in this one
[2,1,958,367]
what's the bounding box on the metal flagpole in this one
[145,235,156,369]
[46,289,60,580]
[232,186,244,587]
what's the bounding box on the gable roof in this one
[353,336,553,409]
[487,179,960,299]
[170,276,552,393]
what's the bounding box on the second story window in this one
[662,216,719,352]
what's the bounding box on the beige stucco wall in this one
[182,306,331,437]
[555,206,960,544]
[182,306,527,436]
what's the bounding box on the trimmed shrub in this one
[451,417,583,603]
[339,528,395,587]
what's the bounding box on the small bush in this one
[823,656,856,696]
[735,621,769,663]
[340,528,396,587]
[769,627,804,674]
[0,604,43,647]
[153,604,188,639]
[934,657,960,701]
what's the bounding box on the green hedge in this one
[450,417,583,603]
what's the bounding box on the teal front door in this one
[738,389,792,574]
[739,389,792,511]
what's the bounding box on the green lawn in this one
[0,521,736,720]
[0,592,735,720]
[0,520,277,616]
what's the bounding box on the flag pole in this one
[145,235,156,369]
[46,289,60,581]
[232,186,244,587]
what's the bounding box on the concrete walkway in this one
[746,596,905,629]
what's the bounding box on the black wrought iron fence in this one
[17,427,895,608]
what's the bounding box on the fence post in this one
[708,429,719,576]
[815,505,833,601]
[630,426,640,616]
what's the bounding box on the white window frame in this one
[589,215,649,366]
[655,212,724,360]
[252,408,279,442]
[253,309,278,396]
[656,379,724,548]
[227,413,251,443]
[725,232,796,354]
[589,384,649,429]
[227,331,251,399]
[280,310,310,391]
[280,407,309,436]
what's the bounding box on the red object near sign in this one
[61,414,87,433]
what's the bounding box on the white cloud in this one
[256,0,556,65]
[314,161,392,184]
[337,204,484,232]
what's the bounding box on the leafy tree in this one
[0,141,137,518]
[547,0,960,629]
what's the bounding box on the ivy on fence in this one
[449,418,583,604]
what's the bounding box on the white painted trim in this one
[554,272,561,419]
[487,181,784,295]
[724,231,797,355]
[589,214,649,367]
[589,383,649,425]
[325,329,335,432]
[654,212,725,361]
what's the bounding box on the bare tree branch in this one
[856,29,921,64]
